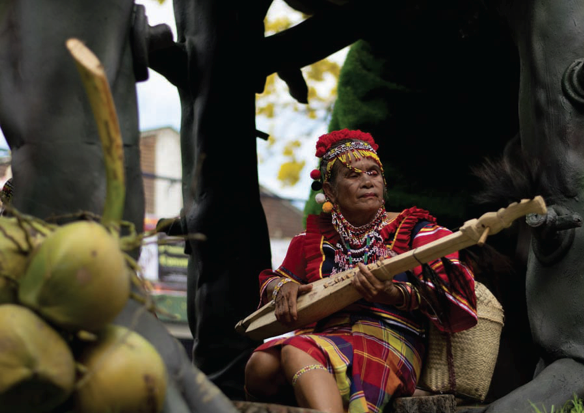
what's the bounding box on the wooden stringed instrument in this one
[235,196,547,341]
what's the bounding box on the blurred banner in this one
[157,239,188,291]
[139,216,189,323]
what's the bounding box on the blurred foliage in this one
[278,160,306,186]
[277,141,306,187]
[258,1,343,191]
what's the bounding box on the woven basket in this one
[418,281,504,402]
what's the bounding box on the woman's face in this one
[324,155,385,226]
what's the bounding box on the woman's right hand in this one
[274,282,313,325]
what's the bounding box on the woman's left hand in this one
[352,262,402,305]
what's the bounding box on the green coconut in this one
[0,304,76,413]
[18,220,130,331]
[74,324,167,413]
[0,216,52,304]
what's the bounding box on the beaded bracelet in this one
[261,276,281,302]
[291,364,328,386]
[272,278,293,300]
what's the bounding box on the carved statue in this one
[458,1,584,410]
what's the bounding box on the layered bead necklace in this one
[331,206,393,272]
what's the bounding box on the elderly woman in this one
[244,129,477,413]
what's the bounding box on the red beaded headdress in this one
[315,129,378,158]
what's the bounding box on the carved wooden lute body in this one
[236,197,547,341]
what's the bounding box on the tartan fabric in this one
[256,314,424,413]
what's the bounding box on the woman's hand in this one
[352,262,403,305]
[274,282,313,325]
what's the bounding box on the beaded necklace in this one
[338,233,372,266]
[331,206,390,269]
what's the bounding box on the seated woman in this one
[244,129,477,413]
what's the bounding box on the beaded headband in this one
[322,141,385,184]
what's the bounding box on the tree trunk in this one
[172,0,273,400]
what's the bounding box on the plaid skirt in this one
[255,314,425,413]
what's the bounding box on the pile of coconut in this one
[0,218,168,413]
[0,38,173,413]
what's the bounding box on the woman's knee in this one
[245,349,285,393]
[245,349,287,401]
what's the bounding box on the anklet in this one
[291,364,328,386]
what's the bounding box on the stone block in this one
[389,394,457,413]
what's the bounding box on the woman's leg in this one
[280,345,344,413]
[244,348,293,403]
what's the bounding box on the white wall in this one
[270,238,293,270]
[154,128,183,218]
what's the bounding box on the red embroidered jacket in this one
[258,207,477,335]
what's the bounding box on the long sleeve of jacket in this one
[411,223,477,333]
